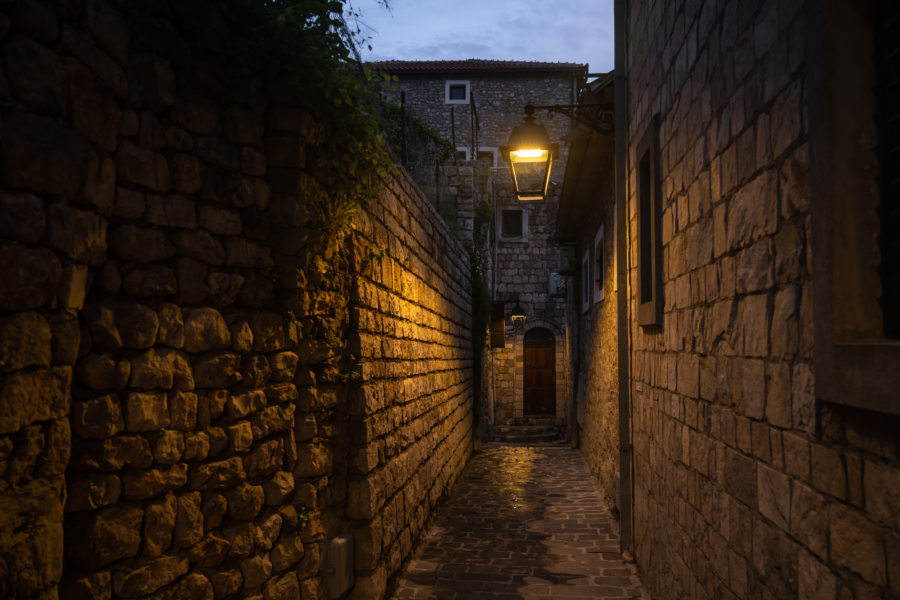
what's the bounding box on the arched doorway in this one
[523,327,555,416]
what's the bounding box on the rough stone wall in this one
[346,173,474,598]
[569,184,618,508]
[0,2,474,599]
[392,73,578,158]
[626,1,900,599]
[386,70,577,431]
[491,178,568,426]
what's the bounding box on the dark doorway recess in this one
[524,328,556,416]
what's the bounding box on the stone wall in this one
[346,173,475,598]
[0,2,474,599]
[625,1,900,598]
[567,180,618,508]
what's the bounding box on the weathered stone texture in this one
[625,2,900,600]
[0,2,475,599]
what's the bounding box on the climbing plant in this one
[223,0,397,239]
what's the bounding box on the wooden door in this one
[523,328,555,415]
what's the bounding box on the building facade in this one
[374,60,587,436]
[559,0,900,598]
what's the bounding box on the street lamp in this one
[509,302,526,328]
[500,105,559,201]
[502,102,615,201]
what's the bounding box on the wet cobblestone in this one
[389,445,647,600]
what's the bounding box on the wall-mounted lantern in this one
[502,102,615,201]
[500,105,558,201]
[509,302,527,329]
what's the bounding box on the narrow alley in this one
[389,445,647,600]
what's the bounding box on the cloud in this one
[351,0,614,71]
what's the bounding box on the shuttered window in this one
[877,1,900,337]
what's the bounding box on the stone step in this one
[493,424,565,444]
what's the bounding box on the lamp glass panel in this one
[510,149,551,200]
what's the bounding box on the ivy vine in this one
[222,0,397,239]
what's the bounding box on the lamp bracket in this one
[526,103,615,135]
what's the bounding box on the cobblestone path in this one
[389,445,647,600]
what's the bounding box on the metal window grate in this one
[877,1,900,337]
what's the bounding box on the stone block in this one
[6,35,67,115]
[229,421,254,452]
[125,391,169,431]
[244,438,283,477]
[264,571,298,600]
[0,110,95,198]
[798,550,836,600]
[0,312,51,372]
[199,204,243,236]
[159,572,213,600]
[115,187,145,219]
[177,258,209,304]
[182,431,210,462]
[737,358,765,419]
[116,141,170,191]
[145,194,197,229]
[192,352,242,387]
[724,448,757,509]
[241,554,273,591]
[726,170,777,250]
[757,463,790,529]
[154,430,185,465]
[226,482,264,521]
[270,534,305,572]
[810,443,845,499]
[184,307,231,352]
[252,404,294,439]
[791,362,814,434]
[170,153,202,194]
[790,481,827,559]
[0,191,44,244]
[121,463,187,500]
[269,352,298,382]
[251,313,285,353]
[191,457,245,490]
[0,366,70,435]
[188,533,230,568]
[65,504,143,570]
[112,555,188,598]
[66,472,121,512]
[0,244,61,311]
[829,504,885,584]
[130,349,175,389]
[48,310,81,366]
[123,265,178,297]
[735,238,774,293]
[263,471,294,506]
[71,394,124,439]
[70,61,120,153]
[174,491,204,548]
[143,493,177,557]
[227,390,266,419]
[241,355,272,388]
[863,460,900,530]
[84,0,128,65]
[129,53,176,111]
[157,304,185,348]
[209,569,243,598]
[109,224,174,262]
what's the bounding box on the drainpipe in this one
[614,0,633,555]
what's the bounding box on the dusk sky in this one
[345,0,615,75]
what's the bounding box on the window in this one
[500,209,525,239]
[593,225,605,303]
[490,303,505,348]
[455,146,470,162]
[809,0,900,415]
[445,80,470,104]
[476,147,499,166]
[581,249,591,313]
[636,114,662,327]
